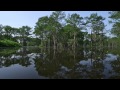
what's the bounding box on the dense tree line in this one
[0,11,120,48]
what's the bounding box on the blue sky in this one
[0,11,112,35]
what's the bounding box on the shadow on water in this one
[0,46,120,79]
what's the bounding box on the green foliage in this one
[39,44,44,48]
[66,13,83,27]
[109,11,120,21]
[86,13,105,33]
[18,26,32,46]
[85,13,106,47]
[34,11,65,49]
[0,39,21,47]
[109,11,120,37]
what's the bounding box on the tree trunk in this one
[91,31,92,47]
[41,33,43,47]
[73,32,76,50]
[48,38,50,49]
[53,35,56,50]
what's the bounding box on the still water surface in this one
[0,46,120,79]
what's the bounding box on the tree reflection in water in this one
[0,46,120,79]
[0,47,32,67]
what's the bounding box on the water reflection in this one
[0,46,120,79]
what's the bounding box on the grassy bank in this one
[0,39,21,47]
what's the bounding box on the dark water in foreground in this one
[0,46,120,79]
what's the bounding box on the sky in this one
[0,11,112,36]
